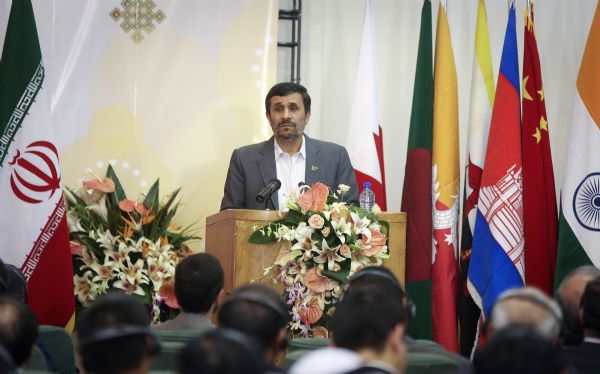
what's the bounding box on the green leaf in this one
[144,178,160,212]
[322,259,350,284]
[248,223,280,244]
[106,164,127,202]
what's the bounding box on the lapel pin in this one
[311,165,319,172]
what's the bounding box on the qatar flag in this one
[346,0,387,210]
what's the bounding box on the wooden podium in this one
[205,209,406,292]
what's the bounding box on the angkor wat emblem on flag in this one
[110,0,166,44]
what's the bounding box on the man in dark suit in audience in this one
[77,292,159,374]
[556,265,600,346]
[0,296,37,370]
[562,276,600,374]
[346,267,471,369]
[330,285,407,374]
[218,284,289,374]
[154,253,224,332]
[220,82,359,211]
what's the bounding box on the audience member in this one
[154,253,224,332]
[289,347,362,374]
[76,292,159,374]
[218,284,290,374]
[473,325,567,374]
[178,328,263,374]
[556,265,600,346]
[0,259,27,303]
[346,267,471,368]
[562,276,600,374]
[329,286,407,374]
[0,296,38,369]
[486,286,562,342]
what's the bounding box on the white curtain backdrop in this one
[0,0,278,248]
[295,0,596,212]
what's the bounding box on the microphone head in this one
[270,178,282,190]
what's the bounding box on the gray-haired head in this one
[489,287,562,341]
[556,266,600,333]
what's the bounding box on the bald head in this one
[489,287,562,341]
[557,266,600,333]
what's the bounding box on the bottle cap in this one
[362,182,372,189]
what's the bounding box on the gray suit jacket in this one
[152,312,215,332]
[220,135,359,210]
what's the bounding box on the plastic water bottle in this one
[359,182,376,212]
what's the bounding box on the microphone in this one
[256,179,281,203]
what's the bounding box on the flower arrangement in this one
[249,183,388,337]
[64,165,198,321]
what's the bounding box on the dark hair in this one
[265,82,311,114]
[347,267,413,320]
[218,284,288,352]
[0,260,28,303]
[174,253,224,313]
[178,328,263,374]
[76,292,156,374]
[473,325,566,374]
[581,276,600,331]
[0,296,38,367]
[330,286,406,352]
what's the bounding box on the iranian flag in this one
[401,0,433,341]
[522,3,557,296]
[431,2,459,353]
[0,0,74,327]
[346,0,387,210]
[555,2,600,287]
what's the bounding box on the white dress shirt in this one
[274,136,306,209]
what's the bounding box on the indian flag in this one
[555,2,600,287]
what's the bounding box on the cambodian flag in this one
[467,4,524,317]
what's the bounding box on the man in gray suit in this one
[153,253,224,332]
[220,82,359,211]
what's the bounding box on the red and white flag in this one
[0,0,74,328]
[346,0,387,210]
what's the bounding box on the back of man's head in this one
[217,284,289,354]
[581,276,600,335]
[0,296,38,367]
[556,265,600,334]
[77,292,158,374]
[330,285,406,352]
[489,287,562,341]
[178,328,263,374]
[474,325,566,374]
[0,260,27,304]
[175,253,224,314]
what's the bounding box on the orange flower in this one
[70,240,84,256]
[297,297,323,325]
[83,178,115,193]
[298,183,329,212]
[158,279,180,309]
[304,267,337,293]
[360,228,387,256]
[119,199,150,215]
[312,326,329,338]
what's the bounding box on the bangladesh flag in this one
[555,2,600,287]
[0,0,74,327]
[401,0,433,340]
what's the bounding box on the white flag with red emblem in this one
[346,0,387,210]
[0,0,74,328]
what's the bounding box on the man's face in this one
[266,92,311,142]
